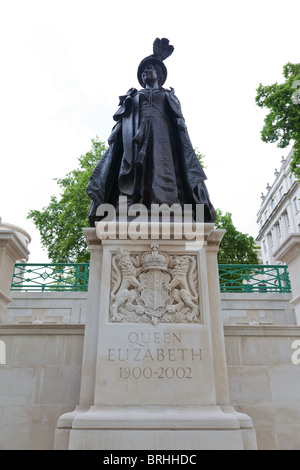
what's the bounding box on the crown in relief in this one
[141,242,169,271]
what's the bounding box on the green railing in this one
[11,263,89,292]
[218,264,291,293]
[11,263,291,294]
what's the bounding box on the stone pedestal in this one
[0,230,30,323]
[274,234,300,325]
[54,223,256,450]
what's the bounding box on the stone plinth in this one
[54,223,256,450]
[0,230,30,323]
[274,234,300,324]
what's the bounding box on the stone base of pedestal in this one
[54,224,257,450]
[55,405,256,450]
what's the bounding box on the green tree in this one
[28,138,107,263]
[214,209,259,264]
[255,62,300,180]
[194,148,206,168]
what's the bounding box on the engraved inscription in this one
[107,330,202,380]
[119,366,193,379]
[108,348,202,362]
[109,243,200,324]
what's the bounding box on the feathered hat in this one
[137,38,174,88]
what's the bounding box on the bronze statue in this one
[87,38,216,225]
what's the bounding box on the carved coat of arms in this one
[109,242,200,325]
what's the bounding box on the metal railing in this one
[11,263,89,292]
[11,263,291,294]
[218,264,291,293]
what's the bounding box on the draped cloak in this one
[87,87,216,225]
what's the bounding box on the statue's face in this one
[141,64,158,86]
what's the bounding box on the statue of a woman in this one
[87,38,216,225]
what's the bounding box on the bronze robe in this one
[87,87,216,225]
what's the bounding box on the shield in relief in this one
[139,269,171,310]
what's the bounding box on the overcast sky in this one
[0,0,299,262]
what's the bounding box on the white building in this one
[256,148,300,265]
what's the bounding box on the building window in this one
[271,199,275,210]
[279,186,283,198]
[285,211,290,226]
[293,197,299,213]
[267,231,273,247]
[264,210,268,221]
[263,240,267,253]
[276,222,281,238]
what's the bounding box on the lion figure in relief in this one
[110,249,143,321]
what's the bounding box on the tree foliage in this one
[28,138,107,263]
[214,209,259,265]
[28,141,259,265]
[194,148,206,168]
[255,62,300,180]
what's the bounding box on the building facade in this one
[256,149,300,265]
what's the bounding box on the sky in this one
[0,0,299,262]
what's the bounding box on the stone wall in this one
[225,325,300,450]
[1,321,300,449]
[7,291,296,326]
[6,292,88,324]
[221,292,296,325]
[0,325,83,450]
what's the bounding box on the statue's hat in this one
[137,38,174,88]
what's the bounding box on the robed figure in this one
[87,38,216,225]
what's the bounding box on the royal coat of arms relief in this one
[109,242,200,325]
